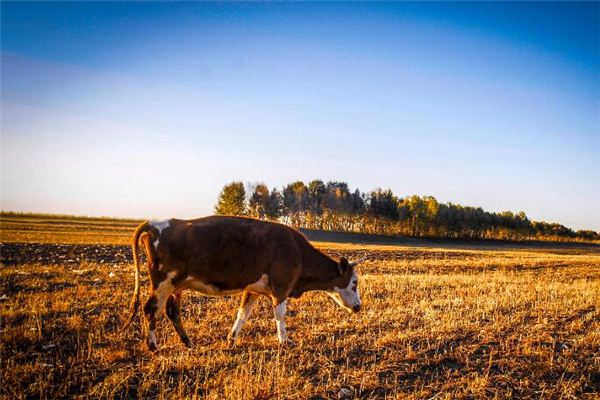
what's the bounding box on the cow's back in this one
[157,216,302,291]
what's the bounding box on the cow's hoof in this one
[278,339,296,348]
[148,342,159,352]
[182,337,193,348]
[226,332,238,347]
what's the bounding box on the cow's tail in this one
[118,220,152,334]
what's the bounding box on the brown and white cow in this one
[121,216,365,351]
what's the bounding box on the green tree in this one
[248,183,270,218]
[324,181,352,213]
[266,188,284,220]
[214,179,598,242]
[369,189,399,220]
[283,181,309,213]
[351,189,366,214]
[215,182,247,216]
[307,179,326,214]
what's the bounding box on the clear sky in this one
[1,2,599,230]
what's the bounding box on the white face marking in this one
[328,271,361,313]
[273,300,288,343]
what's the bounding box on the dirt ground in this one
[1,215,599,399]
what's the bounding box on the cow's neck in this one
[291,245,343,297]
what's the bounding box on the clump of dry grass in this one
[1,244,599,399]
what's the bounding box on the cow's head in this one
[328,257,366,313]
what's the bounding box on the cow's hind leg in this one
[227,291,259,345]
[143,295,160,352]
[143,272,176,352]
[166,292,192,348]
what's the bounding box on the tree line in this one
[215,180,599,242]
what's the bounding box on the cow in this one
[120,216,365,351]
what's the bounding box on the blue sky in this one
[1,2,599,230]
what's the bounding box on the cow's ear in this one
[338,257,349,275]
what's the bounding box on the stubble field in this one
[1,214,599,399]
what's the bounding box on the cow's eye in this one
[351,282,357,292]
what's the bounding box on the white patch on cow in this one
[155,271,177,300]
[149,219,170,250]
[148,330,157,347]
[229,294,259,342]
[150,219,170,233]
[273,300,288,343]
[182,274,271,297]
[148,331,158,347]
[245,274,270,294]
[328,271,361,313]
[151,272,177,323]
[182,277,223,295]
[148,271,177,348]
[147,271,177,348]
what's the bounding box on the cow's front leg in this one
[272,298,292,345]
[166,292,192,348]
[228,291,259,345]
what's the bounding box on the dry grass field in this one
[1,214,599,399]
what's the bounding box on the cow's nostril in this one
[353,304,361,312]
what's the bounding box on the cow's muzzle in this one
[352,304,361,313]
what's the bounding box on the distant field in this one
[1,214,599,399]
[2,212,599,252]
[0,213,141,245]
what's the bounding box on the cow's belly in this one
[180,273,270,297]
